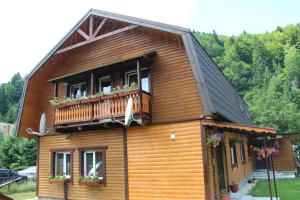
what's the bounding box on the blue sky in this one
[189,0,300,35]
[0,0,299,83]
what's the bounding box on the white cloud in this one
[0,0,197,83]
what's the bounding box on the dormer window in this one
[70,82,87,99]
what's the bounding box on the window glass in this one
[56,153,64,176]
[229,141,237,166]
[125,69,149,92]
[83,151,103,178]
[241,143,246,163]
[95,152,103,177]
[70,83,87,98]
[66,154,71,175]
[99,76,112,94]
[55,152,71,178]
[85,152,94,176]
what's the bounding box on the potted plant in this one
[207,131,224,148]
[48,175,69,184]
[229,181,239,193]
[78,176,103,187]
[220,188,230,200]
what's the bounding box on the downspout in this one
[123,127,129,200]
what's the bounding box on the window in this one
[229,140,237,167]
[70,82,87,99]
[99,76,112,94]
[241,143,246,164]
[51,150,72,179]
[247,142,252,160]
[79,147,106,183]
[125,69,150,92]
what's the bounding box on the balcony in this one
[53,89,151,131]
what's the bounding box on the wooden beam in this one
[90,72,94,95]
[56,25,138,55]
[89,15,94,38]
[93,18,107,37]
[137,60,143,123]
[77,29,89,40]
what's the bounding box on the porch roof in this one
[202,120,277,135]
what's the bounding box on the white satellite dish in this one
[26,113,50,136]
[111,96,142,127]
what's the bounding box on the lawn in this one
[250,178,300,200]
[8,192,36,200]
[0,181,36,200]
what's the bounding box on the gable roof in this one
[16,9,251,136]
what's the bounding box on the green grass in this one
[0,180,36,195]
[8,191,36,200]
[250,178,300,200]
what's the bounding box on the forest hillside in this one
[193,24,300,134]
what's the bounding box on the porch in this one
[202,121,279,200]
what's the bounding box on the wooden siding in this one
[19,27,203,137]
[207,131,254,200]
[127,120,206,200]
[273,138,296,171]
[224,132,253,185]
[38,129,125,200]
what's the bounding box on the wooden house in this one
[16,9,279,200]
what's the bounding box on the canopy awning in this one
[202,120,277,135]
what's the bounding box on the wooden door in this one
[217,144,226,191]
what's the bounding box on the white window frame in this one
[83,150,104,180]
[99,75,112,94]
[69,82,87,98]
[55,152,71,179]
[230,146,235,165]
[125,68,149,91]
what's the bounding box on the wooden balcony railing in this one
[54,90,151,126]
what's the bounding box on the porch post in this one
[137,60,143,122]
[264,139,273,200]
[90,72,94,95]
[270,154,278,199]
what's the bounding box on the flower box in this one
[79,181,102,187]
[49,179,70,184]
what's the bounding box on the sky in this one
[0,0,299,83]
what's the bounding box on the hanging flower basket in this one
[207,131,224,148]
[252,146,280,160]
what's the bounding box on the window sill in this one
[231,164,238,168]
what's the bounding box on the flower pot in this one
[49,179,69,184]
[79,181,101,187]
[220,193,231,200]
[229,183,239,193]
